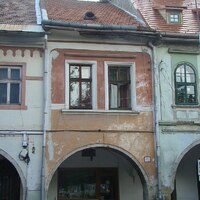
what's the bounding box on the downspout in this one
[195,0,200,45]
[41,33,48,200]
[148,42,162,200]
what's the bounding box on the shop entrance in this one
[58,168,118,200]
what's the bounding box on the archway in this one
[172,143,200,200]
[47,144,149,200]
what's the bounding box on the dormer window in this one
[168,10,182,24]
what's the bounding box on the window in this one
[109,66,131,109]
[58,168,118,200]
[0,66,21,105]
[69,64,92,109]
[168,10,181,24]
[105,62,135,111]
[175,63,197,105]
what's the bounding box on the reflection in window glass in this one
[175,63,197,105]
[0,66,21,105]
[69,64,92,109]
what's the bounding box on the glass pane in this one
[119,84,130,109]
[100,176,115,200]
[81,82,91,107]
[120,68,129,81]
[0,68,8,80]
[70,82,79,107]
[0,83,7,103]
[70,66,79,78]
[11,69,20,80]
[186,85,195,103]
[176,65,185,82]
[58,169,96,199]
[82,66,91,79]
[110,84,118,109]
[10,83,20,104]
[176,85,185,103]
[185,66,195,83]
[109,68,117,81]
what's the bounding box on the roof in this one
[0,0,37,25]
[134,0,200,34]
[45,0,146,27]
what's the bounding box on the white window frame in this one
[0,66,22,104]
[104,62,136,111]
[168,10,181,24]
[65,60,97,110]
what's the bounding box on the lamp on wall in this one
[82,148,96,161]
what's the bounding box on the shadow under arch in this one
[46,143,150,200]
[0,149,26,200]
[170,139,200,190]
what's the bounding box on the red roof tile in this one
[134,0,200,34]
[46,0,145,27]
[0,0,37,25]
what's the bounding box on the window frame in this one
[168,10,182,24]
[0,62,26,110]
[174,62,198,105]
[65,60,97,110]
[104,62,136,111]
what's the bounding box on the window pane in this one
[109,68,117,81]
[120,84,130,109]
[120,68,129,81]
[176,65,185,82]
[10,83,20,104]
[70,66,79,78]
[0,68,8,80]
[70,82,79,107]
[176,85,185,103]
[185,66,195,83]
[110,84,118,109]
[58,169,96,199]
[81,82,91,107]
[186,85,196,103]
[0,83,7,103]
[81,66,90,79]
[11,69,20,80]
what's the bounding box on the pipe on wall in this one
[148,42,162,200]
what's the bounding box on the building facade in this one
[134,0,200,199]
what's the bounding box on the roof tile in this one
[0,0,37,25]
[134,0,200,33]
[46,0,145,27]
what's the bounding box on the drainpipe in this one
[41,33,48,200]
[195,0,200,46]
[148,42,162,200]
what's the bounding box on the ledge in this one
[171,104,200,109]
[61,109,140,115]
[159,121,200,126]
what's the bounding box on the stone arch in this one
[46,143,150,200]
[170,139,200,190]
[0,149,26,200]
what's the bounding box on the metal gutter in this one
[148,42,162,200]
[42,19,157,33]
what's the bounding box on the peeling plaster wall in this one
[46,38,156,199]
[156,45,200,198]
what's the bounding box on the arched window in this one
[175,63,197,105]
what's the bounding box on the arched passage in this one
[47,144,149,200]
[0,149,26,200]
[171,141,200,200]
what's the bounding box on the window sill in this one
[61,109,140,115]
[171,104,200,109]
[0,104,27,110]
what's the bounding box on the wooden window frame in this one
[108,66,131,110]
[69,64,92,109]
[0,62,26,110]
